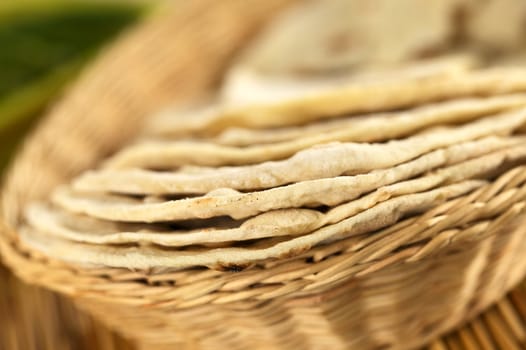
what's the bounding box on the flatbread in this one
[26,205,323,246]
[232,0,461,75]
[212,94,526,146]
[220,55,476,106]
[34,140,526,246]
[107,104,526,170]
[147,68,526,137]
[466,0,526,51]
[109,96,526,169]
[75,108,526,194]
[55,139,526,222]
[21,181,483,270]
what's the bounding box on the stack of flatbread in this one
[18,0,526,273]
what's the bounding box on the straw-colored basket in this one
[2,1,526,349]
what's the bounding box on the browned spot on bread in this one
[213,261,254,272]
[279,245,311,259]
[326,32,353,55]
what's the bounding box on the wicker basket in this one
[0,266,132,350]
[2,1,526,349]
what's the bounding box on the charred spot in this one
[279,245,311,259]
[214,262,254,272]
[326,32,353,55]
[194,197,214,205]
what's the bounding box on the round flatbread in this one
[21,181,483,270]
[75,108,526,194]
[147,68,526,137]
[55,138,526,222]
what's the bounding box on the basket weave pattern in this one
[2,1,526,349]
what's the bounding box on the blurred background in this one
[0,0,148,172]
[0,1,146,349]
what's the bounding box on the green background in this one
[0,0,146,174]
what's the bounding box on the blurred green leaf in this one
[0,2,145,100]
[0,1,147,173]
[0,56,87,132]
